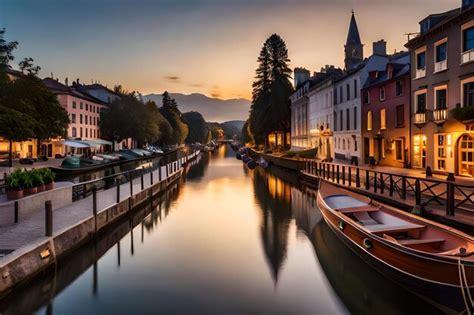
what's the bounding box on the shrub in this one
[41,168,55,184]
[5,171,21,191]
[31,169,44,186]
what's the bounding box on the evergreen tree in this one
[159,91,188,145]
[248,34,294,147]
[183,111,208,144]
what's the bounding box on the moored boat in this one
[317,180,474,313]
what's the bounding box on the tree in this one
[0,28,18,71]
[0,106,35,167]
[248,34,294,147]
[241,120,254,144]
[183,111,208,144]
[159,91,188,145]
[18,57,41,75]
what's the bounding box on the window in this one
[334,89,337,105]
[340,110,343,130]
[395,140,403,161]
[380,108,386,130]
[346,108,350,130]
[86,103,89,111]
[80,114,83,124]
[80,127,83,138]
[85,115,88,125]
[363,91,370,104]
[342,139,346,150]
[396,105,404,127]
[85,128,88,138]
[72,127,77,138]
[72,101,77,109]
[417,51,426,70]
[346,84,350,101]
[80,102,83,110]
[436,42,447,62]
[436,134,448,171]
[436,88,447,109]
[354,79,358,98]
[396,81,403,96]
[464,81,474,107]
[463,27,474,52]
[354,139,358,151]
[353,107,357,130]
[379,86,386,101]
[334,111,337,131]
[416,93,426,113]
[340,86,343,103]
[71,113,76,123]
[367,111,373,131]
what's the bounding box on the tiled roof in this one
[43,78,108,105]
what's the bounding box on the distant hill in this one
[207,120,245,139]
[143,93,250,122]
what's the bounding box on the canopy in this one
[62,140,90,148]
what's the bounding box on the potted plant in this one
[31,169,45,192]
[6,170,24,200]
[42,168,55,190]
[22,171,36,195]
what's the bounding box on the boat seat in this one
[366,224,425,234]
[353,212,380,226]
[398,238,445,246]
[338,205,380,213]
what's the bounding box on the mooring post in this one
[45,200,52,237]
[348,167,352,186]
[380,173,384,194]
[159,166,162,181]
[446,173,455,216]
[116,178,120,203]
[342,166,345,185]
[14,201,18,223]
[356,167,360,187]
[150,170,154,186]
[92,186,98,234]
[401,176,407,200]
[415,179,421,205]
[365,170,370,190]
[141,167,145,190]
[389,174,394,197]
[166,163,169,178]
[129,172,133,196]
[336,165,340,184]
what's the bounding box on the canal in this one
[1,144,447,314]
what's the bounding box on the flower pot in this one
[25,187,37,195]
[45,182,55,190]
[37,185,46,193]
[7,190,24,200]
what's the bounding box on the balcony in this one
[415,68,426,79]
[414,112,427,127]
[433,108,447,125]
[434,60,447,73]
[462,49,474,65]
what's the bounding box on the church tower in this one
[344,11,364,70]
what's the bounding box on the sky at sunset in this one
[1,0,461,100]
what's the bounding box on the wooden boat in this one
[317,179,474,313]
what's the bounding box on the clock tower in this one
[344,11,364,70]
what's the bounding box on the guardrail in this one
[303,161,474,218]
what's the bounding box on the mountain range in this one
[142,93,250,123]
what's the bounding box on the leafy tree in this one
[18,57,41,75]
[248,34,294,147]
[159,91,188,145]
[183,111,208,144]
[0,28,18,71]
[0,106,35,167]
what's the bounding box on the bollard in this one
[45,200,52,237]
[116,178,120,203]
[14,201,18,223]
[129,172,133,196]
[92,186,98,234]
[141,167,144,190]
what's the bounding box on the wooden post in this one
[14,201,18,223]
[373,172,377,193]
[141,167,144,190]
[446,173,455,216]
[365,170,370,190]
[356,167,360,188]
[401,177,407,200]
[83,183,87,199]
[322,163,326,179]
[342,166,346,185]
[150,170,154,186]
[116,178,120,203]
[159,166,162,181]
[166,164,169,178]
[92,186,98,234]
[389,174,394,197]
[129,172,133,196]
[336,165,340,184]
[331,164,335,181]
[348,167,352,187]
[415,179,421,205]
[45,200,52,237]
[380,173,384,194]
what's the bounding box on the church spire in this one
[344,11,364,70]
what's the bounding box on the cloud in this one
[190,83,202,87]
[210,92,222,98]
[165,75,181,82]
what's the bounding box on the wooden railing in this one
[304,161,474,218]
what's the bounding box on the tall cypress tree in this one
[248,34,294,147]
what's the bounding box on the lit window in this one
[367,111,373,131]
[380,109,386,130]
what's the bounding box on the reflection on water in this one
[0,144,449,314]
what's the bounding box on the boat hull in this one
[317,186,474,312]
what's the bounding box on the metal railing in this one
[304,161,474,218]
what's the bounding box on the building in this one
[361,52,411,167]
[43,78,108,156]
[78,83,121,104]
[405,1,474,176]
[290,68,311,150]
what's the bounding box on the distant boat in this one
[246,159,256,170]
[257,157,269,169]
[317,180,474,313]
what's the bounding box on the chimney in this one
[294,67,310,87]
[76,78,80,85]
[373,40,387,56]
[65,77,68,86]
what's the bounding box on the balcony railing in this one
[433,108,447,123]
[434,60,447,73]
[462,50,474,64]
[414,112,427,125]
[415,68,426,79]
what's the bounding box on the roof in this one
[362,52,410,89]
[346,12,362,46]
[43,78,108,105]
[80,83,121,96]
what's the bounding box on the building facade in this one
[361,52,411,167]
[406,2,474,176]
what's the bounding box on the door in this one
[459,134,474,177]
[47,144,53,157]
[413,135,427,168]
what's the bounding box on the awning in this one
[62,140,90,148]
[91,139,113,146]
